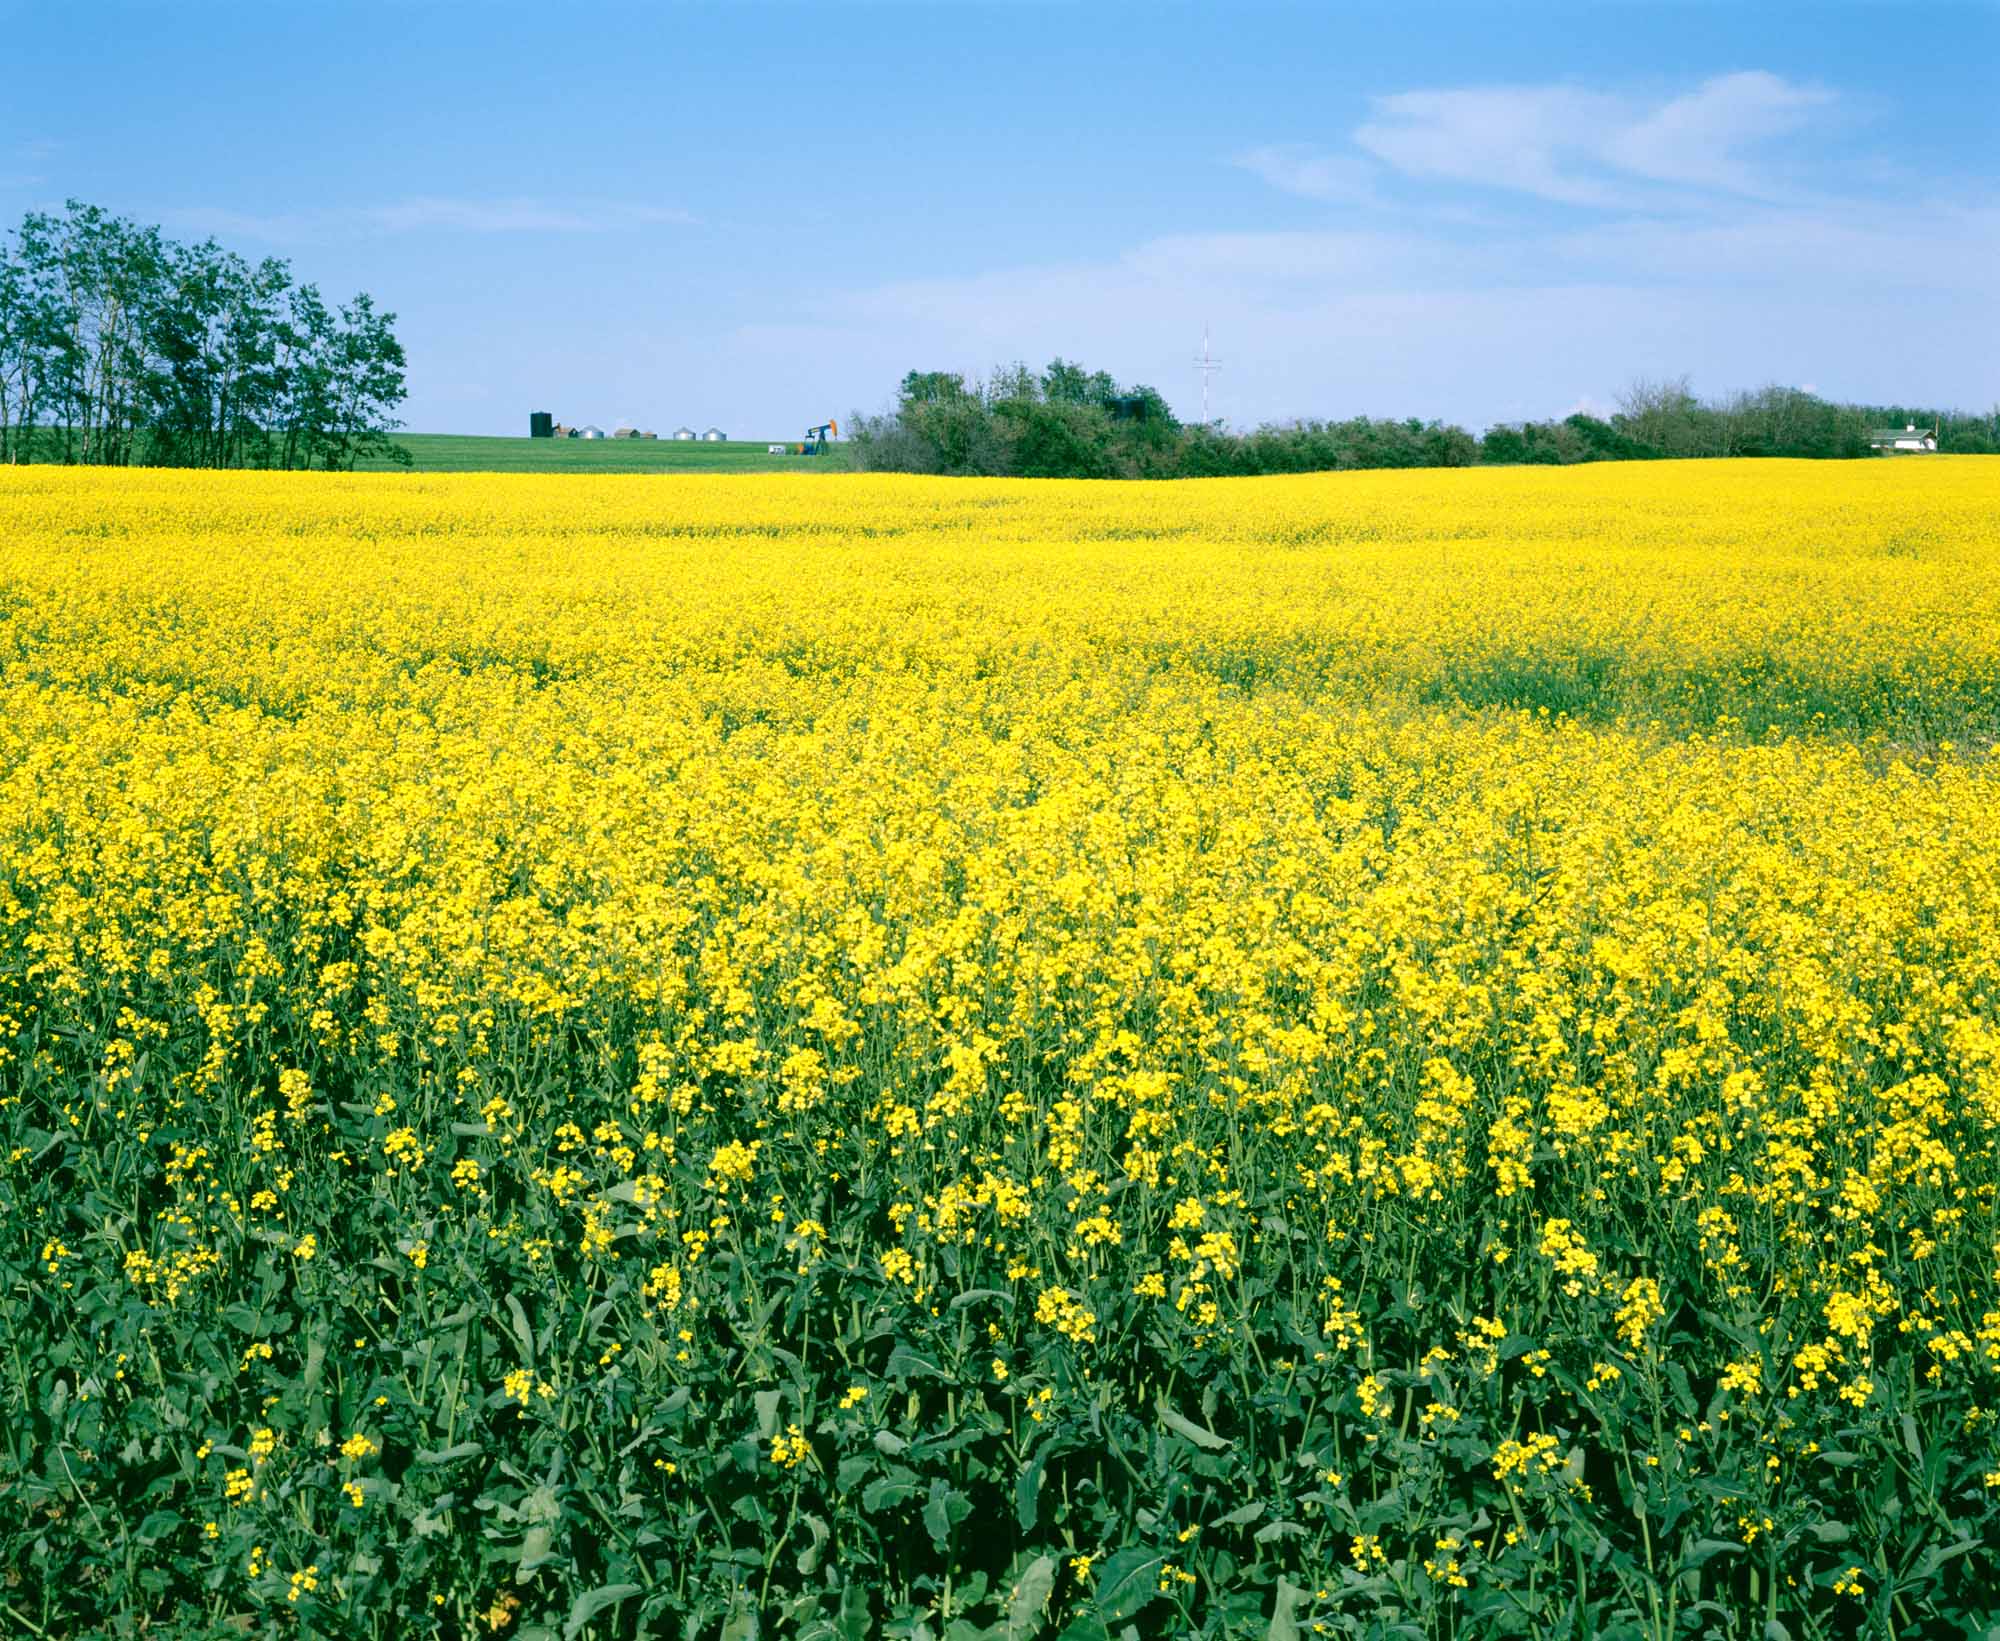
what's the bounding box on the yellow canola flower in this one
[5,458,2000,1605]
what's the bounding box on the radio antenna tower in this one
[1194,325,1222,427]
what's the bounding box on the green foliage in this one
[1482,380,1993,467]
[853,362,1483,482]
[852,360,1189,479]
[855,360,1996,480]
[1479,415,1663,466]
[0,199,407,470]
[1181,417,1478,475]
[8,1007,2000,1637]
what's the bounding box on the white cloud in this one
[1604,71,1831,195]
[1232,143,1385,206]
[1355,85,1633,207]
[1344,71,1833,208]
[164,196,697,241]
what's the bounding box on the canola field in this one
[4,459,2000,1640]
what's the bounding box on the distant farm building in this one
[1870,422,1938,453]
[529,411,553,438]
[702,428,727,442]
[673,427,697,441]
[576,425,605,439]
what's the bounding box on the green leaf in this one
[506,1293,535,1364]
[834,1582,871,1641]
[1016,1451,1046,1532]
[1215,1499,1265,1529]
[923,1478,968,1551]
[301,1324,328,1396]
[1682,1538,1746,1569]
[1266,1578,1306,1641]
[564,1583,640,1640]
[514,1523,555,1582]
[1091,1548,1166,1623]
[1916,1538,1981,1578]
[415,1441,484,1465]
[1006,1554,1057,1639]
[862,1475,921,1514]
[920,1488,952,1552]
[135,1509,181,1543]
[754,1388,783,1439]
[886,1343,947,1381]
[796,1513,830,1577]
[1156,1398,1230,1451]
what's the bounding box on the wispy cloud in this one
[1321,70,1836,209]
[1601,71,1831,196]
[163,196,697,241]
[1354,85,1633,207]
[1232,143,1385,207]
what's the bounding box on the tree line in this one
[849,362,1999,478]
[0,200,407,469]
[1492,377,2000,464]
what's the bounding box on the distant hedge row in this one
[848,363,1999,478]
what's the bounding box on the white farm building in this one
[1869,422,1938,453]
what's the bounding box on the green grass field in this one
[356,432,855,474]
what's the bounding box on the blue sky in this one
[3,1,1994,435]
